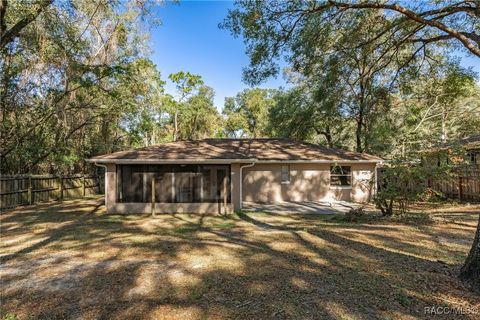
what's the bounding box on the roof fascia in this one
[86,158,382,164]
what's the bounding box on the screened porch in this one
[116,164,231,204]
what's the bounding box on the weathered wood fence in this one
[427,169,480,202]
[0,174,104,211]
[377,167,480,202]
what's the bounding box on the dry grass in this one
[1,198,479,319]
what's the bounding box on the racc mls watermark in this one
[424,306,479,316]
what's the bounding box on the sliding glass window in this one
[117,164,231,203]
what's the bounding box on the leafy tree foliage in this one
[222,0,479,85]
[391,61,480,158]
[0,0,163,174]
[167,72,222,141]
[223,88,276,138]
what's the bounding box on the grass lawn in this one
[1,197,479,319]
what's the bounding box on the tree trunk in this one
[173,109,178,141]
[460,214,480,291]
[316,126,333,148]
[355,115,363,153]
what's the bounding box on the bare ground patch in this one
[1,198,479,319]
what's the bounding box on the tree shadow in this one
[1,201,479,319]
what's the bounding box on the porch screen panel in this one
[155,172,173,203]
[117,164,230,203]
[118,165,144,202]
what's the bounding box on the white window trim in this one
[329,185,353,189]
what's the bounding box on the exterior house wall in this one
[104,162,376,214]
[105,164,117,213]
[242,163,376,204]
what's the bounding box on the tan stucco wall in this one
[111,202,233,215]
[105,164,116,213]
[242,163,376,204]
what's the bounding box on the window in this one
[330,165,352,187]
[468,152,477,165]
[281,165,290,183]
[117,164,230,203]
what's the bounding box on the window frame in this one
[329,165,352,188]
[281,164,290,184]
[468,152,478,165]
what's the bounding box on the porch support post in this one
[151,178,156,216]
[105,164,116,213]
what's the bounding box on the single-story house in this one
[87,138,383,214]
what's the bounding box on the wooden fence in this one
[0,174,104,211]
[427,169,480,202]
[377,167,480,202]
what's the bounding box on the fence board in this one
[378,167,480,202]
[0,174,104,211]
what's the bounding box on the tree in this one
[168,71,204,141]
[182,85,222,140]
[221,1,479,85]
[391,61,480,158]
[223,0,480,290]
[0,0,53,49]
[115,59,165,148]
[268,80,348,148]
[460,215,480,291]
[0,0,160,173]
[223,88,276,138]
[167,72,222,141]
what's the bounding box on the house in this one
[424,134,480,168]
[422,134,480,201]
[87,138,383,214]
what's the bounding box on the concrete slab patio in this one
[242,201,362,214]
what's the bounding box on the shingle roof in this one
[425,134,480,152]
[88,138,382,163]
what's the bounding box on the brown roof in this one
[88,138,382,163]
[424,134,480,153]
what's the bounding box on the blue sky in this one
[151,1,286,109]
[151,1,480,111]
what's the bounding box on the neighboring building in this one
[423,134,480,168]
[87,138,383,214]
[423,134,480,201]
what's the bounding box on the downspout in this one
[374,161,383,198]
[239,162,255,210]
[93,163,108,208]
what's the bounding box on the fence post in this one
[459,176,463,200]
[82,174,86,197]
[28,176,34,205]
[14,178,19,207]
[59,176,64,201]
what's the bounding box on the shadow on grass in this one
[1,201,479,319]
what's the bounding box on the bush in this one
[375,163,426,215]
[374,155,461,215]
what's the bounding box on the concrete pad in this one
[242,201,362,214]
